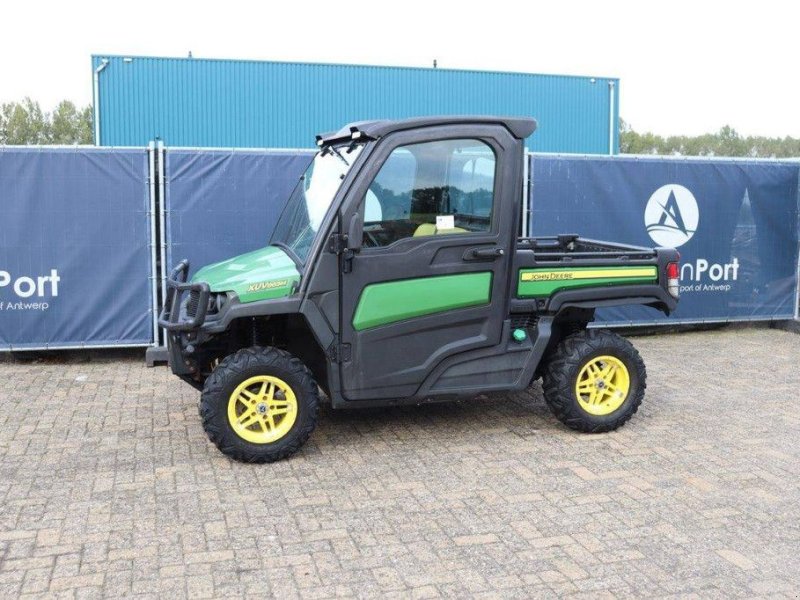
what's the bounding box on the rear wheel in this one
[542,329,646,433]
[200,346,319,463]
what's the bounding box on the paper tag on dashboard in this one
[436,215,455,229]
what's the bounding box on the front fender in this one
[200,296,303,334]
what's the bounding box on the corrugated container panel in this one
[93,55,619,154]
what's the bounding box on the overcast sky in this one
[2,0,797,138]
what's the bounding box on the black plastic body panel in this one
[200,297,303,334]
[333,123,523,403]
[418,318,552,396]
[319,115,537,146]
[332,318,553,409]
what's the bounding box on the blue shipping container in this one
[92,55,619,154]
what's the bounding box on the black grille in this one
[186,290,200,317]
[511,314,537,330]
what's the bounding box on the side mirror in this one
[346,213,363,251]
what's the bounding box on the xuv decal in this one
[247,279,289,293]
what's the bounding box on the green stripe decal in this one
[353,272,492,331]
[517,266,658,298]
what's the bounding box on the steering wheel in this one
[363,228,381,248]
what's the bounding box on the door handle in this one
[465,247,505,261]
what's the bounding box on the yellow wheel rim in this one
[227,375,298,444]
[574,355,630,416]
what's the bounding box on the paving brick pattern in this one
[1,327,799,598]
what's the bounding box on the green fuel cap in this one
[512,328,527,342]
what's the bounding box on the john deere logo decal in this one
[644,184,699,248]
[247,279,288,293]
[521,272,575,282]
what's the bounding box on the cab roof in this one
[316,115,537,146]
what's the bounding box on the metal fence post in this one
[147,142,159,345]
[794,164,800,321]
[157,141,168,345]
[144,141,172,366]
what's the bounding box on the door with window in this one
[338,125,521,401]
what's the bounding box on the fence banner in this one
[0,147,154,349]
[165,149,313,274]
[530,155,800,324]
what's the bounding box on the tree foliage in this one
[620,119,800,158]
[0,98,92,145]
[2,98,797,157]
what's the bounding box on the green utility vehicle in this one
[160,116,680,463]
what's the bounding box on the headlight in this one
[182,291,229,318]
[206,292,229,315]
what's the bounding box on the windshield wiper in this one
[270,241,303,268]
[324,144,350,167]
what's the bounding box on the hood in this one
[191,246,300,303]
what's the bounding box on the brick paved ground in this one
[1,327,799,598]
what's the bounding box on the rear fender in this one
[547,247,679,315]
[548,284,676,316]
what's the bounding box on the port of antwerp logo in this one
[644,184,699,247]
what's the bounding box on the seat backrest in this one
[412,223,468,237]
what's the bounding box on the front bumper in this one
[158,260,210,378]
[158,260,211,332]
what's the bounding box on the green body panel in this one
[352,272,492,331]
[517,266,658,298]
[191,246,300,303]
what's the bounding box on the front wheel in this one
[542,329,646,433]
[200,346,320,463]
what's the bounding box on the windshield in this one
[270,143,364,263]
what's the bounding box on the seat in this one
[412,223,468,237]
